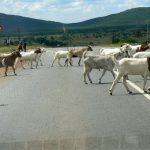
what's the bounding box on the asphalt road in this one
[0,47,150,150]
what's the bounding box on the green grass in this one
[0,43,124,53]
[96,43,123,47]
[0,45,45,53]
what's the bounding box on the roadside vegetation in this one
[0,28,149,53]
[0,45,45,53]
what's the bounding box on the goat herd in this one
[1,43,150,96]
[51,43,150,95]
[0,48,45,76]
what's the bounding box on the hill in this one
[66,7,150,32]
[0,13,63,34]
[0,7,150,34]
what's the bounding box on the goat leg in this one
[99,69,106,84]
[58,59,63,67]
[123,75,132,94]
[83,72,88,84]
[4,66,8,76]
[69,59,73,66]
[87,72,93,84]
[20,60,25,69]
[12,66,17,76]
[35,60,38,69]
[109,74,122,95]
[40,59,43,66]
[51,58,56,67]
[143,75,148,93]
[78,57,81,66]
[30,61,33,69]
[67,57,73,66]
[64,58,68,66]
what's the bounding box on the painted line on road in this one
[113,71,150,100]
[126,80,150,101]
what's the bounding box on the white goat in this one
[123,44,150,57]
[36,48,46,66]
[100,48,121,55]
[83,54,116,84]
[133,51,150,58]
[109,57,150,95]
[51,50,69,67]
[122,44,141,56]
[99,45,131,57]
[15,48,42,69]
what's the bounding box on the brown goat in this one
[136,43,150,52]
[65,46,93,66]
[1,51,22,76]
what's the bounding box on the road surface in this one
[0,47,150,150]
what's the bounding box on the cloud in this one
[0,0,149,23]
[117,0,142,10]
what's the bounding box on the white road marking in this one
[113,71,150,100]
[126,80,150,100]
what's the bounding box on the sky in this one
[0,0,150,23]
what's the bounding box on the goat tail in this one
[82,51,88,59]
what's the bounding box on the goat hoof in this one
[15,74,17,76]
[144,90,147,93]
[128,91,132,94]
[109,91,112,95]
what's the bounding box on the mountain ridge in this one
[0,7,150,34]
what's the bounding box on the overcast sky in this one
[0,0,150,23]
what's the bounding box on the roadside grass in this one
[0,43,124,53]
[96,43,123,47]
[0,45,45,53]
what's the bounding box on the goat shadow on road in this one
[87,81,122,85]
[0,73,31,78]
[112,92,150,97]
[110,93,136,96]
[22,66,48,70]
[131,92,150,95]
[0,104,8,107]
[66,65,83,67]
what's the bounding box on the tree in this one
[112,32,120,43]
